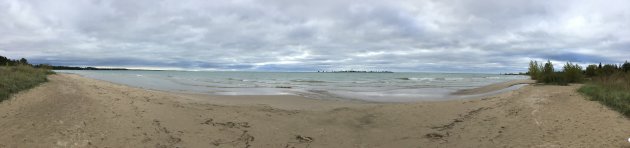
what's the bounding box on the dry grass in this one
[0,65,54,101]
[578,72,630,117]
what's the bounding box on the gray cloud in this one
[1,0,629,72]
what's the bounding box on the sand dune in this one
[0,74,629,147]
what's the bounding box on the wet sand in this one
[452,79,535,95]
[0,74,629,147]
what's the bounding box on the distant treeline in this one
[1,55,127,70]
[0,56,30,66]
[501,72,527,75]
[48,66,128,70]
[317,70,393,73]
[527,60,630,85]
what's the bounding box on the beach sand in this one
[0,74,629,147]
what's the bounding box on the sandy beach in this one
[0,74,629,147]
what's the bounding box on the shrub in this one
[528,60,583,85]
[534,60,568,85]
[563,62,583,83]
[585,64,598,77]
[600,64,618,76]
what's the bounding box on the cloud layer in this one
[1,0,629,72]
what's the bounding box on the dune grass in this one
[578,72,630,117]
[0,66,54,102]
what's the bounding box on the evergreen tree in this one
[19,58,28,65]
[0,56,9,66]
[622,61,630,72]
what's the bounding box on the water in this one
[56,70,528,102]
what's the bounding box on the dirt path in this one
[0,74,629,147]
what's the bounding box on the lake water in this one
[56,70,528,102]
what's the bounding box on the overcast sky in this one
[1,0,629,72]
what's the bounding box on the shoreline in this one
[0,74,628,147]
[62,73,375,110]
[156,78,538,104]
[52,73,537,111]
[56,71,531,103]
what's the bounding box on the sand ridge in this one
[452,79,535,95]
[0,74,629,147]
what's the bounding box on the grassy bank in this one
[578,72,630,117]
[528,60,630,117]
[0,66,54,102]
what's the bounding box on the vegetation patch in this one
[0,56,55,102]
[578,72,630,117]
[528,60,630,117]
[528,60,583,85]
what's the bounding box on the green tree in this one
[0,56,9,66]
[538,60,567,85]
[585,64,598,77]
[19,58,28,65]
[601,64,618,76]
[542,60,554,76]
[622,61,630,72]
[539,60,554,83]
[563,62,583,83]
[528,60,541,80]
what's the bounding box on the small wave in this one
[445,77,464,81]
[352,81,372,84]
[412,78,435,81]
[291,80,327,83]
[396,77,434,81]
[227,78,250,82]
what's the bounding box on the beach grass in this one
[0,65,54,102]
[578,73,630,117]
